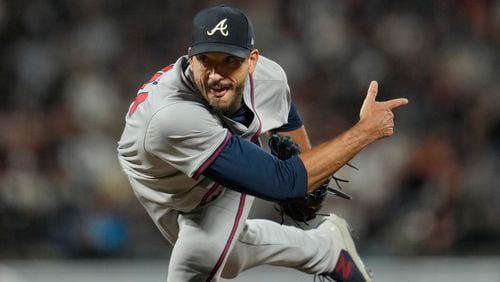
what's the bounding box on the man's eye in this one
[198,55,209,64]
[226,56,242,66]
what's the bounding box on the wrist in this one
[351,120,378,146]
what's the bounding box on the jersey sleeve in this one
[252,56,301,133]
[272,101,303,132]
[144,102,230,179]
[204,135,308,202]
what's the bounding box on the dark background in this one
[1,0,499,261]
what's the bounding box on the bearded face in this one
[189,51,258,115]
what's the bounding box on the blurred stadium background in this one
[0,0,499,281]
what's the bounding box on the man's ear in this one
[248,49,259,74]
[187,48,193,64]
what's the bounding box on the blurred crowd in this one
[0,0,499,259]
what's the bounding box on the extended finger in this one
[365,80,378,102]
[385,98,409,110]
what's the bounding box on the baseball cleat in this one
[316,213,373,282]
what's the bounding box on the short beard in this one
[211,83,245,116]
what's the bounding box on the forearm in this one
[299,122,375,192]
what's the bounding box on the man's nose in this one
[208,67,224,80]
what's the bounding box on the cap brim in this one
[190,42,251,59]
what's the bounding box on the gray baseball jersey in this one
[117,55,341,281]
[117,55,291,214]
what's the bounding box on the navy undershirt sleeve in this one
[203,135,308,202]
[273,101,303,132]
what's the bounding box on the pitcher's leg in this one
[221,219,333,278]
[167,190,254,282]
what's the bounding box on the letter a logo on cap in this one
[207,18,229,36]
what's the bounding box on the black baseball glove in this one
[269,133,354,225]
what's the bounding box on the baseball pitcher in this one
[117,4,408,282]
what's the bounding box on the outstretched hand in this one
[359,81,408,139]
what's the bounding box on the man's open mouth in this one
[209,84,231,98]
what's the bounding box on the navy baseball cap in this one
[190,5,254,59]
